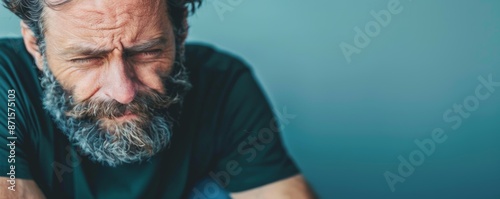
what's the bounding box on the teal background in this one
[2,0,500,198]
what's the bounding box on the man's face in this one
[39,0,188,166]
[44,0,175,111]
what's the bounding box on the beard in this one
[40,53,191,167]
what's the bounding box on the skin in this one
[230,175,316,199]
[0,0,315,198]
[0,179,45,199]
[42,0,176,126]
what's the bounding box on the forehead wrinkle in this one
[44,0,170,56]
[93,0,162,29]
[45,0,165,28]
[63,43,114,57]
[72,8,126,31]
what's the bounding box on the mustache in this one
[67,90,172,120]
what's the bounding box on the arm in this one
[0,177,46,199]
[230,175,316,199]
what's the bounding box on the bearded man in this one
[0,0,314,198]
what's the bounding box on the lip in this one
[114,111,137,121]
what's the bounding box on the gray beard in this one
[40,55,191,167]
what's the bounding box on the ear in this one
[20,21,44,71]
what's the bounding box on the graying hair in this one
[5,0,196,166]
[40,53,191,167]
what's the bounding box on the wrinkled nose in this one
[102,58,137,104]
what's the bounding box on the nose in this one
[102,57,137,104]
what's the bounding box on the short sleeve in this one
[214,66,299,192]
[0,38,36,180]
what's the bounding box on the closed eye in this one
[138,49,163,57]
[70,57,102,64]
[70,57,101,63]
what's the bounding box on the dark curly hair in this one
[2,0,202,54]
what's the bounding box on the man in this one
[0,0,314,198]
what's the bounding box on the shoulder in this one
[185,43,251,82]
[183,43,264,112]
[184,43,259,106]
[0,37,39,90]
[0,37,48,146]
[0,37,33,68]
[0,37,42,108]
[0,37,23,54]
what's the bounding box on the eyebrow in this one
[62,37,168,58]
[125,37,167,54]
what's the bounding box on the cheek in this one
[136,62,172,93]
[67,70,102,101]
[135,46,176,93]
[45,57,101,102]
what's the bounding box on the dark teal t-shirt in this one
[0,38,299,198]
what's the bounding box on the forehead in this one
[43,0,169,48]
